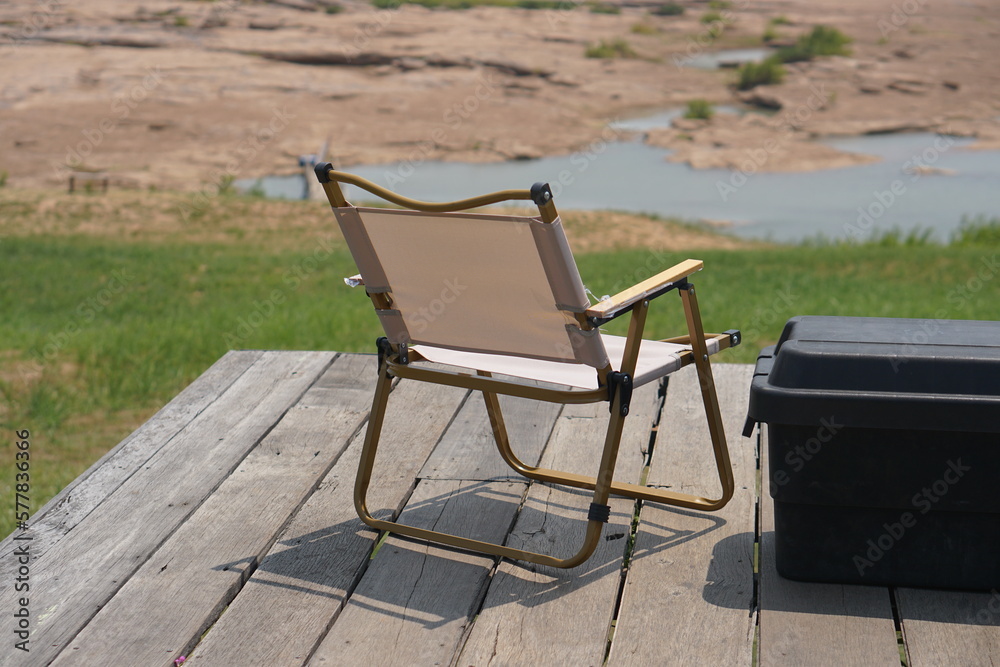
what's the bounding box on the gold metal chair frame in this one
[316,164,741,568]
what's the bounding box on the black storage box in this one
[746,316,1000,590]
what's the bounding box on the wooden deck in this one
[3,351,998,666]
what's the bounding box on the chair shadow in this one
[213,481,730,629]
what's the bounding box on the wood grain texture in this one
[0,350,262,575]
[0,351,334,667]
[309,479,525,666]
[456,382,662,666]
[757,424,902,667]
[611,364,756,667]
[585,259,703,318]
[186,372,469,667]
[48,354,375,667]
[419,393,562,480]
[896,587,1000,666]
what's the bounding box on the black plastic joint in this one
[376,336,391,371]
[607,371,633,417]
[530,182,553,207]
[725,329,742,347]
[588,502,611,523]
[314,162,333,183]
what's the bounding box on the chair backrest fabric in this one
[335,206,610,369]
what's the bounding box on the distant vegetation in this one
[740,25,852,89]
[589,2,620,14]
[775,25,852,62]
[372,0,569,9]
[585,38,638,59]
[683,99,714,120]
[736,57,785,90]
[651,2,684,16]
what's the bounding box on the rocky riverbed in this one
[1,0,998,191]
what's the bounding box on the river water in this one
[242,124,1000,243]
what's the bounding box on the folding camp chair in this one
[315,163,741,568]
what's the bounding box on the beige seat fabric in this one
[413,334,721,390]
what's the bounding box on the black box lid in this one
[747,316,1000,432]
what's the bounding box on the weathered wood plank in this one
[610,364,756,666]
[0,350,263,574]
[309,479,525,666]
[187,371,469,666]
[0,351,334,667]
[896,587,1000,666]
[48,354,376,666]
[457,382,662,666]
[757,424,901,667]
[419,393,562,480]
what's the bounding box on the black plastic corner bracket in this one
[530,182,553,207]
[314,162,333,183]
[376,336,391,372]
[588,502,611,523]
[725,329,742,347]
[607,371,633,417]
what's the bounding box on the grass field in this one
[1,189,998,538]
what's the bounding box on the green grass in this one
[1,199,998,539]
[683,99,714,120]
[736,56,785,89]
[585,38,638,59]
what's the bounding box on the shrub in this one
[736,56,785,90]
[683,99,714,119]
[777,25,852,62]
[770,15,791,26]
[700,10,723,23]
[585,38,637,58]
[631,22,658,35]
[324,3,345,13]
[762,25,777,42]
[652,2,684,16]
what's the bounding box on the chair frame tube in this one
[317,163,737,567]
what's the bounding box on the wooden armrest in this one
[585,259,703,321]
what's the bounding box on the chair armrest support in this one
[585,259,704,326]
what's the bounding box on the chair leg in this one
[483,286,734,512]
[354,362,610,568]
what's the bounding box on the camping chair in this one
[315,163,742,568]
